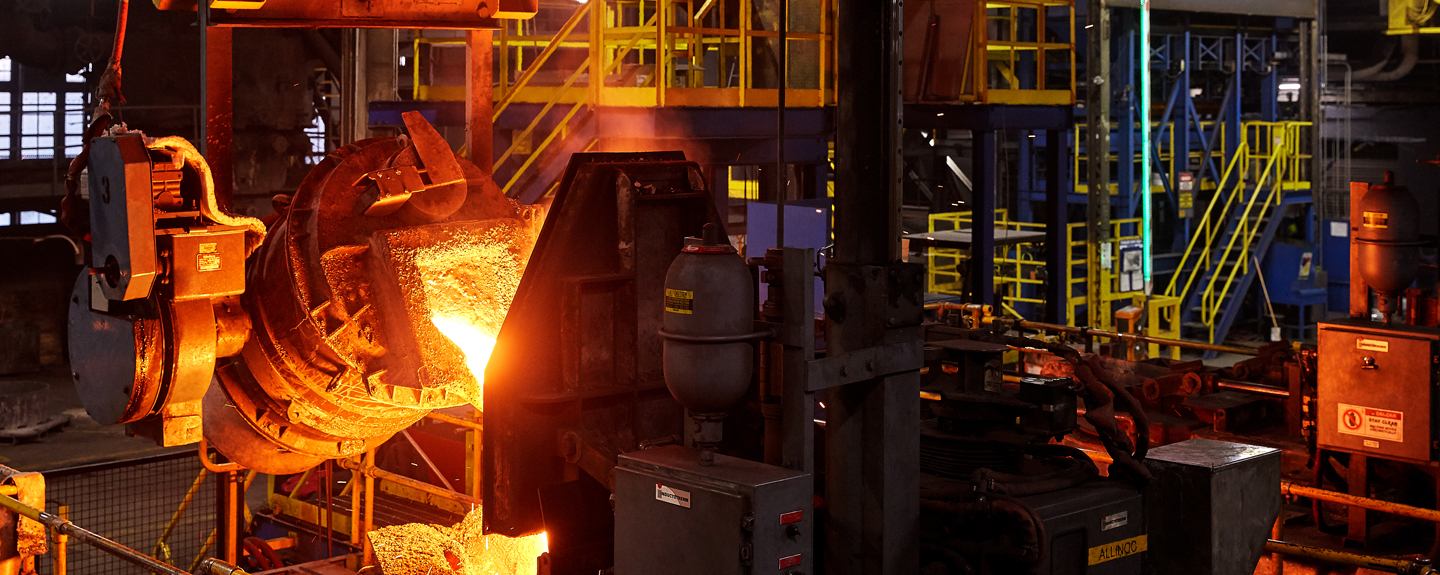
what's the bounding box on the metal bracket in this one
[806,341,924,391]
[357,111,467,217]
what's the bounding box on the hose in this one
[992,493,1048,574]
[971,444,1099,497]
[61,0,129,238]
[147,137,268,255]
[970,328,1152,481]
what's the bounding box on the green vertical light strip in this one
[1139,1,1153,294]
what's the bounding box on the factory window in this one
[2,59,92,161]
[304,115,327,165]
[65,92,85,156]
[0,92,9,160]
[18,210,56,225]
[20,92,56,159]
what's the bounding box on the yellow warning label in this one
[1088,535,1147,566]
[664,289,694,314]
[1363,211,1389,229]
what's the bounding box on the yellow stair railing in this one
[1162,121,1310,342]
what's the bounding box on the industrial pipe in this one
[925,303,1262,356]
[1282,482,1440,523]
[1264,539,1434,574]
[1214,379,1290,398]
[424,411,483,431]
[0,494,248,575]
[335,458,483,507]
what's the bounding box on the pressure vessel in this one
[660,223,755,417]
[1356,171,1423,315]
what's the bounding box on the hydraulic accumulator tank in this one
[659,223,756,457]
[1356,171,1424,317]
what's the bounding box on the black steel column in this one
[1045,129,1067,324]
[832,0,902,265]
[826,0,919,573]
[1085,0,1111,327]
[971,130,996,307]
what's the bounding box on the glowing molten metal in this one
[369,508,548,575]
[366,215,546,574]
[431,316,499,392]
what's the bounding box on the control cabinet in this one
[1317,319,1440,463]
[615,446,812,575]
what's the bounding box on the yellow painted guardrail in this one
[1163,121,1310,342]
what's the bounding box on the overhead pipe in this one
[1354,35,1419,82]
[926,303,1262,356]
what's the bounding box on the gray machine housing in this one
[615,445,812,575]
[1024,479,1143,574]
[1143,438,1281,575]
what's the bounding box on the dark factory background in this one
[1,0,1439,574]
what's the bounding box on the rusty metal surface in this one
[0,464,46,559]
[207,122,538,473]
[359,112,469,219]
[67,274,167,426]
[484,153,725,536]
[200,0,533,29]
[1316,320,1440,464]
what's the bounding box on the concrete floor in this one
[0,367,178,473]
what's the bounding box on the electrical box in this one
[1317,319,1440,463]
[615,445,812,575]
[1024,479,1144,574]
[1144,439,1282,575]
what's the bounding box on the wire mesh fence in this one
[35,449,216,575]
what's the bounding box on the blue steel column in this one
[1226,34,1242,160]
[972,130,997,307]
[1260,36,1279,122]
[1178,32,1192,244]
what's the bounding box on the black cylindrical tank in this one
[660,224,755,421]
[1355,172,1423,316]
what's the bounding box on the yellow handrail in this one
[503,99,589,193]
[1198,124,1306,334]
[1161,120,1309,342]
[494,61,590,171]
[496,10,662,190]
[1164,135,1250,305]
[493,0,593,122]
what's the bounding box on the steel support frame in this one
[905,105,1071,320]
[467,30,495,174]
[200,7,233,207]
[826,0,921,573]
[1085,0,1111,328]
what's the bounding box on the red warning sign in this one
[1338,403,1403,443]
[1342,408,1362,431]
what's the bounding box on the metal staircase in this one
[1164,121,1311,350]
